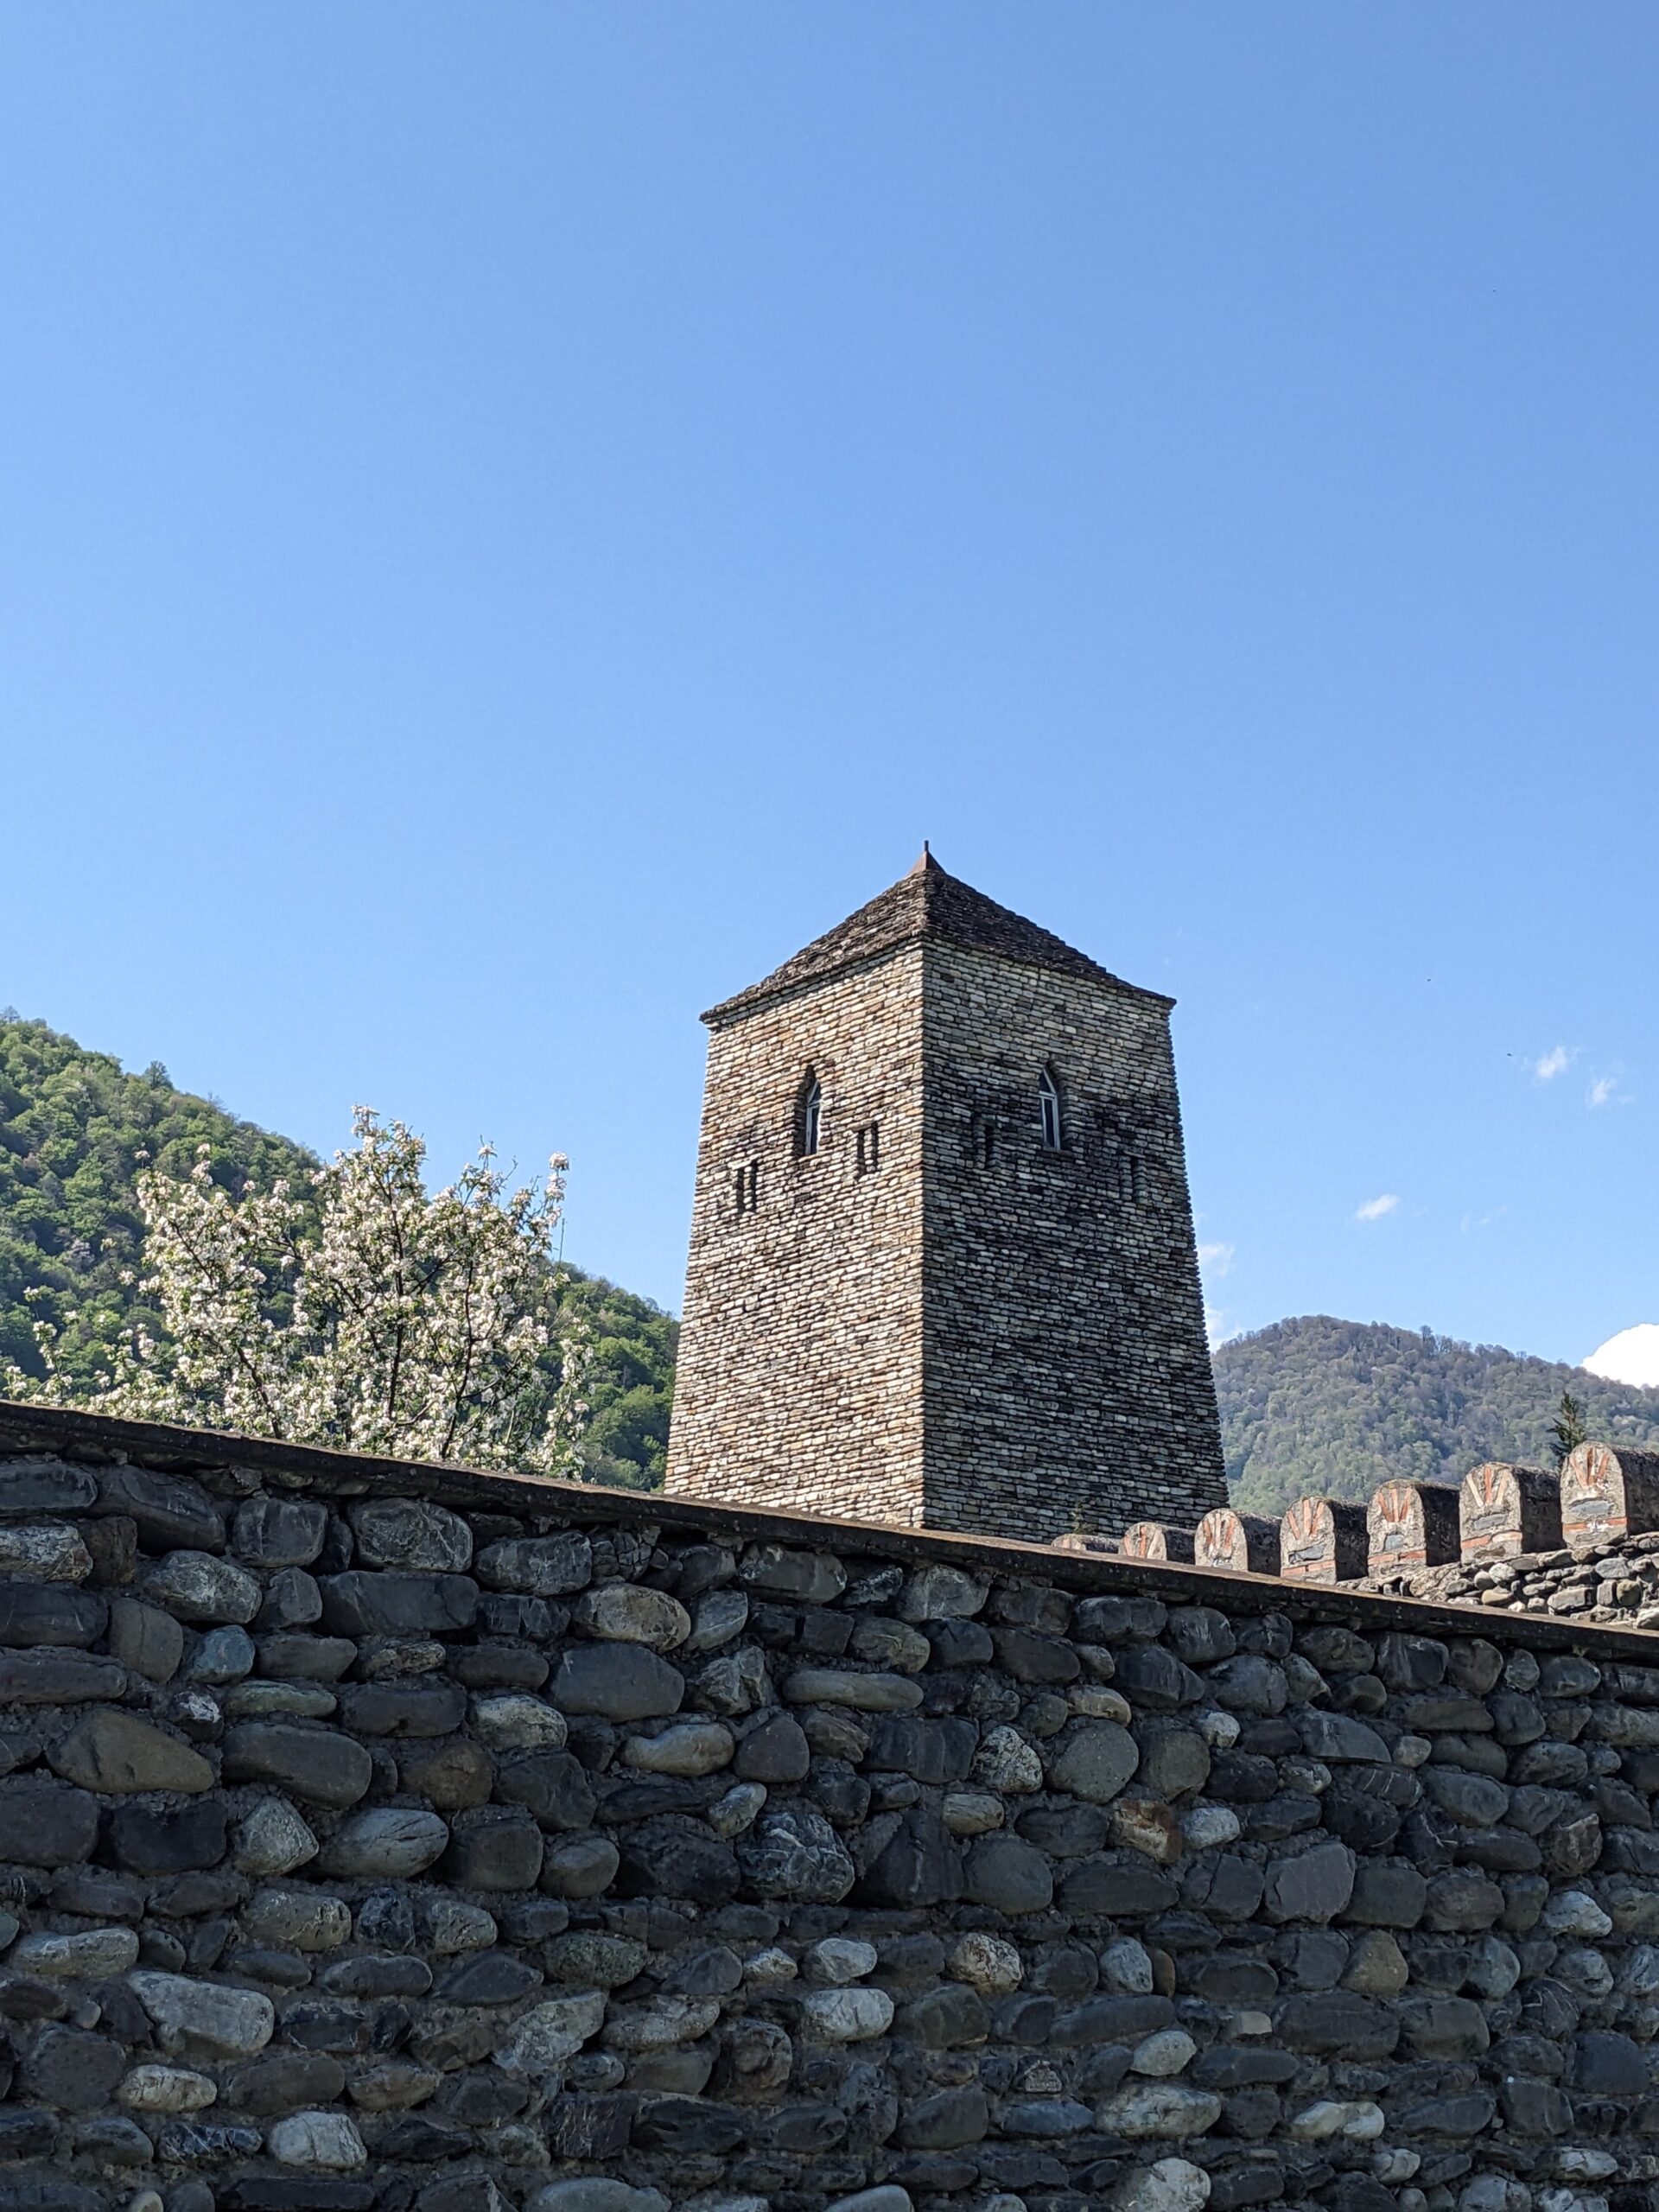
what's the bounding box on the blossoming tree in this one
[5,1107,591,1478]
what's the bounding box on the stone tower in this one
[666,853,1227,1542]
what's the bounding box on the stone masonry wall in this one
[670,935,1227,1546]
[5,1405,1659,2212]
[920,944,1225,1543]
[667,947,926,1527]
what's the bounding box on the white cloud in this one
[1588,1075,1616,1109]
[1532,1045,1573,1082]
[1584,1325,1659,1389]
[1355,1193,1399,1223]
[1197,1241,1235,1280]
[1205,1305,1236,1349]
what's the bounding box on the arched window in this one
[797,1071,823,1158]
[1038,1067,1062,1151]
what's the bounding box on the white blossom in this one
[6,1108,592,1479]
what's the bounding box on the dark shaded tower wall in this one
[919,938,1226,1541]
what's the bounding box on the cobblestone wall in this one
[3,1404,1659,2212]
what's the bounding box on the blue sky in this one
[3,6,1656,1363]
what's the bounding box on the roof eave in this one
[702,934,1175,1026]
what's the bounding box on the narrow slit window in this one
[979,1118,997,1168]
[798,1071,823,1158]
[856,1122,880,1174]
[1038,1068,1063,1151]
[734,1161,760,1215]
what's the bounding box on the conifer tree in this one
[1550,1389,1589,1467]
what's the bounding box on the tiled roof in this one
[703,850,1170,1022]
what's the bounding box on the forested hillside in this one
[0,1016,675,1486]
[1214,1313,1659,1517]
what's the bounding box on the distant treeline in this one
[1213,1313,1659,1518]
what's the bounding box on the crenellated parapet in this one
[1193,1504,1280,1575]
[1103,1438,1659,1629]
[1367,1478,1461,1573]
[1559,1440,1659,1545]
[1278,1496,1368,1584]
[1459,1459,1562,1559]
[1118,1519,1195,1563]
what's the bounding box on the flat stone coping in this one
[3,1395,1658,1662]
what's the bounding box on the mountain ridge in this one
[1212,1312,1659,1518]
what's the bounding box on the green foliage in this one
[0,1016,315,1392]
[1216,1314,1659,1517]
[0,1015,675,1488]
[559,1273,677,1488]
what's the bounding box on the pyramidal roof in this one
[704,850,1171,1022]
